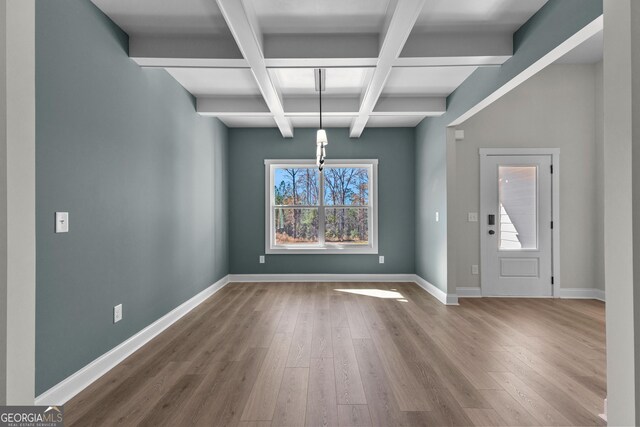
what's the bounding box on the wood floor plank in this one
[276,287,301,335]
[306,357,339,427]
[64,282,606,427]
[286,310,313,368]
[504,345,604,415]
[137,374,204,427]
[464,408,508,426]
[490,350,605,426]
[337,405,372,426]
[352,338,407,427]
[110,362,193,426]
[310,308,333,358]
[186,347,267,426]
[272,367,309,426]
[333,327,367,405]
[363,310,432,411]
[344,295,371,339]
[241,333,292,421]
[480,390,538,426]
[378,299,489,409]
[331,293,350,329]
[489,371,573,426]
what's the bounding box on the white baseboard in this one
[227,273,416,283]
[413,275,459,305]
[558,287,606,302]
[457,287,482,298]
[35,275,230,406]
[455,286,605,302]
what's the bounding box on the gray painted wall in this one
[0,0,7,404]
[228,127,415,275]
[453,64,603,291]
[415,0,603,294]
[35,0,229,394]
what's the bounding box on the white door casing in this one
[480,149,558,297]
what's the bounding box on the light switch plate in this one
[468,212,478,222]
[114,304,122,323]
[379,256,385,264]
[435,211,439,222]
[471,265,479,275]
[55,212,69,233]
[259,255,265,264]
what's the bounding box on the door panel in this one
[480,154,553,297]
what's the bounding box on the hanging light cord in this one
[319,69,322,129]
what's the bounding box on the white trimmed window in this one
[265,159,378,254]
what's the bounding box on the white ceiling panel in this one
[249,0,391,34]
[288,116,355,128]
[414,0,548,33]
[383,66,477,96]
[271,68,372,97]
[220,116,277,127]
[367,116,425,127]
[165,68,261,97]
[91,0,230,36]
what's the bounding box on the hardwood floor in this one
[65,282,606,426]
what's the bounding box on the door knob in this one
[488,230,495,235]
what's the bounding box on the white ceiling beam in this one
[283,97,360,115]
[397,32,512,67]
[197,96,270,116]
[197,95,445,117]
[265,58,378,69]
[394,56,509,67]
[216,0,293,137]
[349,0,427,137]
[373,96,445,116]
[129,33,512,69]
[129,35,246,68]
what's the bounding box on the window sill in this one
[266,245,378,255]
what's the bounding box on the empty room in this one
[1,0,639,425]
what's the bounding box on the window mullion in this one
[318,169,325,247]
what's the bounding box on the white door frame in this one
[479,148,560,297]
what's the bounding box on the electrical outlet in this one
[55,212,69,233]
[114,304,122,323]
[259,255,265,264]
[379,256,385,264]
[468,212,478,222]
[471,265,479,275]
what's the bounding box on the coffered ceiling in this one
[91,0,549,137]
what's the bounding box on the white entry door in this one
[480,154,553,297]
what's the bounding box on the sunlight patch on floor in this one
[334,289,405,299]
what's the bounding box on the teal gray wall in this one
[415,0,603,293]
[35,0,229,394]
[228,128,415,274]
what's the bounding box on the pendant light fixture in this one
[315,68,328,171]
